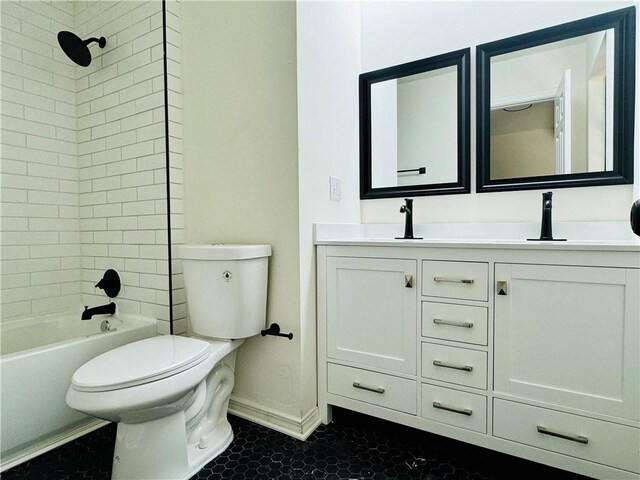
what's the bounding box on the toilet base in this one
[186,419,233,479]
[111,412,233,480]
[110,349,238,480]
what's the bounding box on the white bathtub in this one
[0,311,157,471]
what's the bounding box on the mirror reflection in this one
[476,7,634,192]
[489,30,614,180]
[371,66,458,188]
[360,48,470,199]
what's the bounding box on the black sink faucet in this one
[82,302,116,320]
[528,191,566,241]
[540,191,554,240]
[396,198,422,240]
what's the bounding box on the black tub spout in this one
[82,302,116,320]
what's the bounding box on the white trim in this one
[228,397,321,441]
[491,89,556,110]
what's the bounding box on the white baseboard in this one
[228,397,321,441]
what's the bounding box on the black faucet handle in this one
[95,269,121,298]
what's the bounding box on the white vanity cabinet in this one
[325,256,417,375]
[317,241,640,479]
[494,264,640,421]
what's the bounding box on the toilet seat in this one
[71,336,212,392]
[66,337,243,425]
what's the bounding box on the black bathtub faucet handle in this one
[95,269,121,298]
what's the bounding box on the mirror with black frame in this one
[360,48,470,199]
[476,7,635,192]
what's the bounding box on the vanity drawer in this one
[421,342,487,390]
[422,383,487,433]
[493,399,640,473]
[422,261,488,301]
[422,302,488,345]
[327,363,417,415]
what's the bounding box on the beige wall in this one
[181,1,308,428]
[491,130,556,179]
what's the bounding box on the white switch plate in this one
[329,176,341,201]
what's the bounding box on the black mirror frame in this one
[360,48,471,199]
[476,6,635,193]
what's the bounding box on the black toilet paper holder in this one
[261,323,293,340]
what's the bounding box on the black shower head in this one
[57,31,106,67]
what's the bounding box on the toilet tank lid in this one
[177,244,271,260]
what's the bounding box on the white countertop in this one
[314,222,640,252]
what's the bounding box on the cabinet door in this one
[494,264,639,420]
[327,257,417,374]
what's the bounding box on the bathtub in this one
[0,311,157,472]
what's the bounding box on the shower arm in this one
[84,37,106,48]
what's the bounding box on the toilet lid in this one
[71,336,212,392]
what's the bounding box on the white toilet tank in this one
[177,244,271,339]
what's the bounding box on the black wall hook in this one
[261,323,293,340]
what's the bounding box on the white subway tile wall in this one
[1,0,80,319]
[75,0,169,327]
[1,0,185,333]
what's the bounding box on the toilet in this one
[66,244,271,480]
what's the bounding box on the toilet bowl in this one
[66,244,271,480]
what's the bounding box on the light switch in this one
[329,176,341,201]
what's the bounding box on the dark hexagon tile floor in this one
[3,408,591,480]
